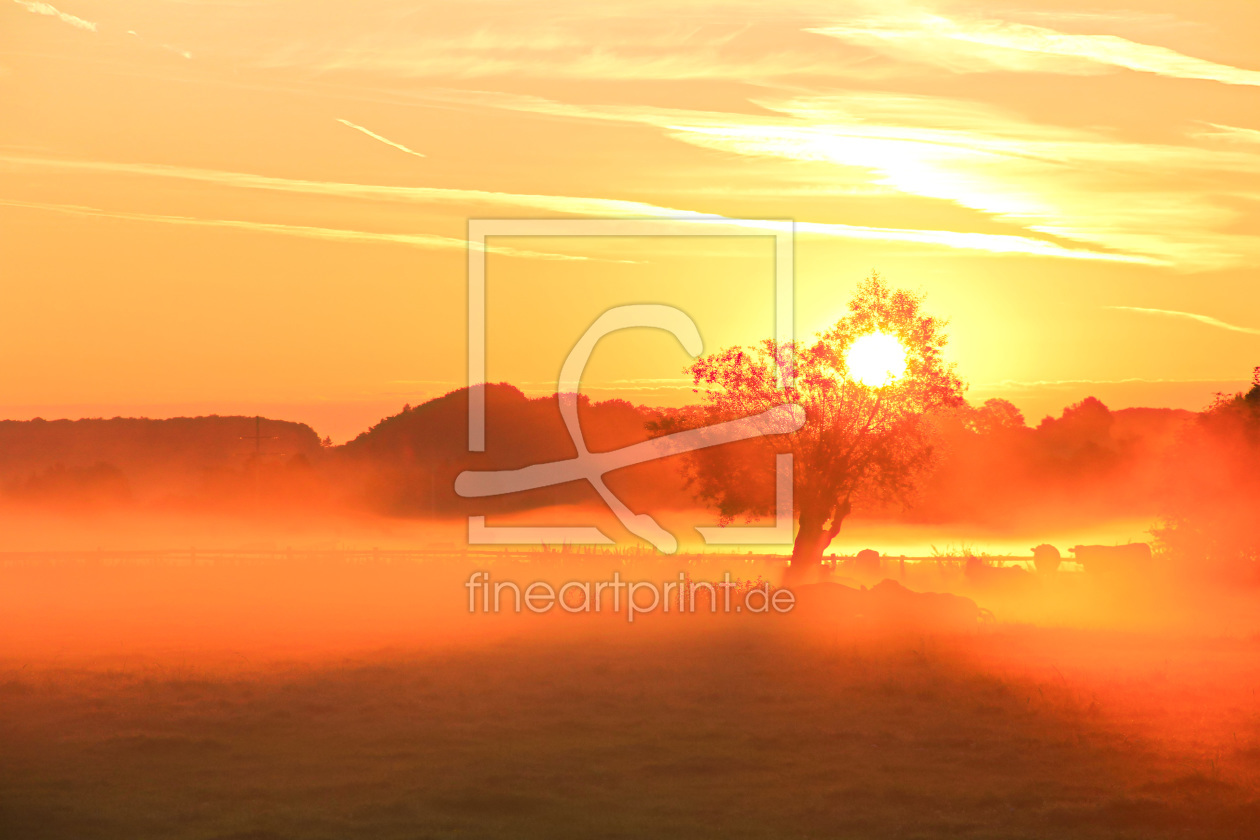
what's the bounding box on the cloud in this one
[1192,123,1260,145]
[0,154,1151,264]
[809,14,1260,86]
[470,377,695,395]
[336,118,426,158]
[0,154,686,214]
[0,199,595,261]
[248,5,870,82]
[121,27,193,58]
[793,221,1150,263]
[982,376,1241,388]
[303,45,841,82]
[208,2,1247,89]
[11,0,96,32]
[1105,306,1260,335]
[416,88,1260,270]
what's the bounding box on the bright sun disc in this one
[845,332,908,387]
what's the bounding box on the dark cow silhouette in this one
[855,548,881,577]
[1031,544,1062,575]
[1070,543,1152,577]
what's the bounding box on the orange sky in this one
[2,0,1259,441]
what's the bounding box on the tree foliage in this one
[1154,367,1260,582]
[659,274,965,576]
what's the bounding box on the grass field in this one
[2,556,1259,839]
[4,624,1260,839]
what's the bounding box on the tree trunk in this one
[787,521,828,585]
[785,502,849,585]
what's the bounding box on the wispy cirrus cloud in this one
[809,13,1260,86]
[0,154,1151,264]
[980,376,1241,388]
[11,0,96,32]
[336,118,426,158]
[1105,306,1260,335]
[302,44,852,82]
[0,154,686,215]
[419,88,1260,270]
[1192,123,1260,145]
[248,5,870,82]
[0,200,595,261]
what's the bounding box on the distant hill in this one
[0,390,1217,527]
[0,416,322,508]
[332,384,691,515]
[0,392,684,515]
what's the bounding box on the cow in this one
[1031,544,1062,575]
[1070,543,1152,577]
[855,548,882,577]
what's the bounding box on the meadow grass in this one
[3,623,1258,839]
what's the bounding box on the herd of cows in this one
[1033,542,1154,575]
[802,542,1158,629]
[841,542,1154,580]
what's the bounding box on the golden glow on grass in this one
[846,332,908,387]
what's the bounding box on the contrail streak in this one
[11,0,95,32]
[336,118,426,158]
[1105,306,1260,335]
[0,199,592,261]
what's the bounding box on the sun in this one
[845,331,908,387]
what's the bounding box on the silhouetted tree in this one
[672,274,965,582]
[1155,366,1260,582]
[1245,366,1260,408]
[1038,397,1114,455]
[967,398,1026,434]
